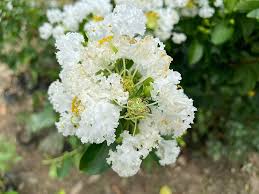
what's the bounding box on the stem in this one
[133,120,137,136]
[132,64,139,78]
[106,67,113,74]
[135,77,147,87]
[147,101,158,107]
[124,116,144,120]
[123,58,126,77]
[42,146,84,165]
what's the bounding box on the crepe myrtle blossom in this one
[172,32,187,44]
[115,0,180,41]
[85,3,146,42]
[48,4,196,177]
[39,0,112,40]
[114,0,219,41]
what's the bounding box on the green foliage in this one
[0,0,59,90]
[211,22,234,45]
[188,40,204,65]
[24,104,56,133]
[247,8,259,19]
[235,0,259,12]
[173,1,259,161]
[79,143,112,175]
[3,192,19,194]
[0,137,21,174]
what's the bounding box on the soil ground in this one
[1,64,259,194]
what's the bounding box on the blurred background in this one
[0,0,259,193]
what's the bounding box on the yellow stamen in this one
[71,96,82,116]
[186,0,195,8]
[145,11,159,29]
[92,15,104,22]
[98,36,113,45]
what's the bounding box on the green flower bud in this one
[127,98,150,119]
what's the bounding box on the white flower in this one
[165,0,189,8]
[47,9,63,24]
[115,0,163,11]
[56,112,78,136]
[39,23,53,40]
[111,4,146,37]
[52,25,65,39]
[197,0,209,7]
[154,8,180,41]
[104,73,129,105]
[85,0,112,16]
[151,70,196,137]
[107,130,161,177]
[214,0,224,7]
[40,0,113,40]
[84,18,113,41]
[48,81,72,114]
[199,6,215,18]
[76,100,121,145]
[7,2,13,10]
[55,33,84,68]
[156,139,180,166]
[181,6,199,17]
[107,143,143,177]
[172,32,187,44]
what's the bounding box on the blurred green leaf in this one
[224,0,239,12]
[240,18,255,39]
[211,22,234,45]
[4,192,19,194]
[247,8,259,18]
[25,104,56,133]
[0,136,21,174]
[188,40,204,65]
[231,64,259,94]
[236,0,259,12]
[79,143,111,175]
[56,157,74,178]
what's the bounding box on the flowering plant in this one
[39,0,224,43]
[47,4,196,177]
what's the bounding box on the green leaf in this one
[79,143,111,175]
[26,104,56,133]
[236,0,259,12]
[56,157,74,178]
[240,18,255,39]
[247,8,259,19]
[188,40,204,65]
[224,0,239,12]
[251,42,259,53]
[211,22,234,45]
[232,64,258,94]
[142,152,158,172]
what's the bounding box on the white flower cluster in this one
[40,0,224,43]
[181,0,223,18]
[48,4,196,177]
[115,0,223,42]
[39,0,112,40]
